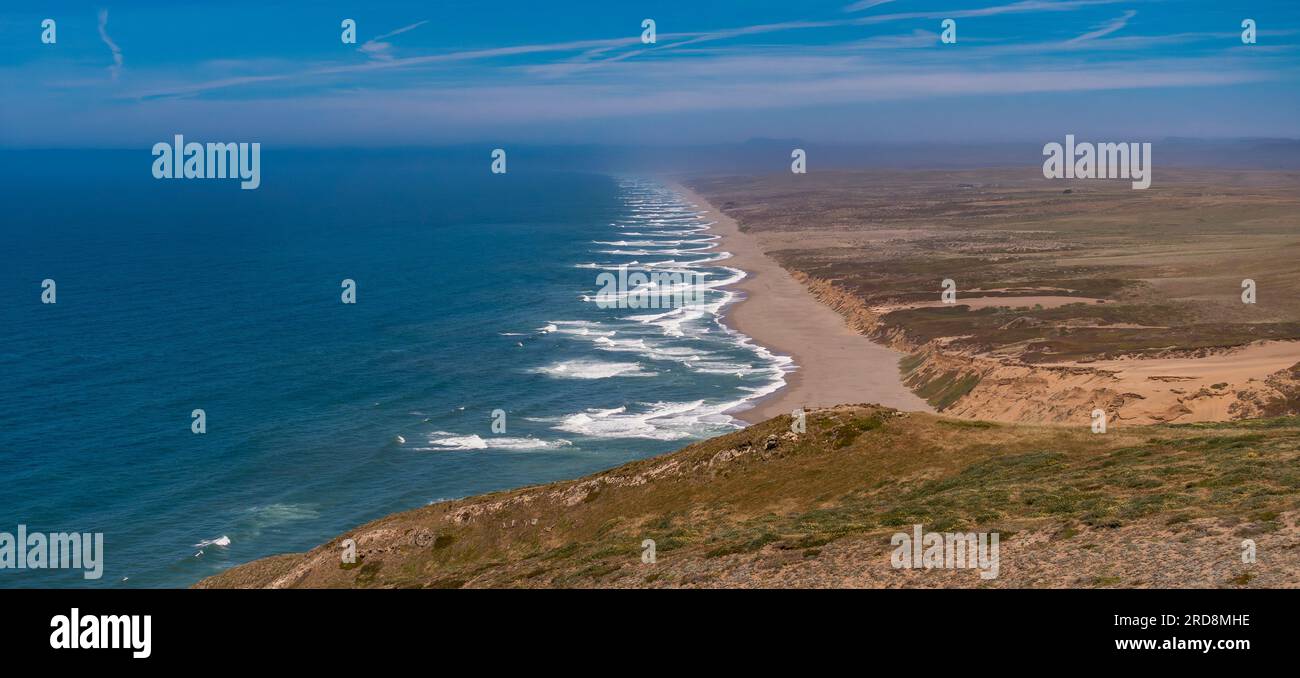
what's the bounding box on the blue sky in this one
[2,0,1297,146]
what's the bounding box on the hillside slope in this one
[197,406,1300,588]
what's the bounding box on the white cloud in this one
[360,20,430,60]
[1068,9,1137,43]
[843,0,897,12]
[97,9,124,81]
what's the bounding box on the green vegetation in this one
[881,305,1300,363]
[198,406,1300,589]
[901,356,982,411]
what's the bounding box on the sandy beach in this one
[671,182,933,424]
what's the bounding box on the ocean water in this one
[0,150,788,587]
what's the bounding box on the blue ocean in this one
[0,150,788,587]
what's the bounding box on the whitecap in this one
[194,535,231,549]
[419,433,574,451]
[551,400,737,441]
[528,359,654,379]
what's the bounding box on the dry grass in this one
[197,406,1300,588]
[690,168,1300,362]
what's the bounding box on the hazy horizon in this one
[3,0,1298,147]
[5,138,1298,175]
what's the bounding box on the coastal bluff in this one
[197,406,1300,589]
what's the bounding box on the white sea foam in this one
[201,504,319,552]
[529,359,654,379]
[244,503,320,528]
[547,320,616,337]
[518,179,792,440]
[597,246,715,256]
[550,400,738,441]
[418,433,575,451]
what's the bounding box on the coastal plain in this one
[687,168,1300,427]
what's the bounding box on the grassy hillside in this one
[197,406,1300,588]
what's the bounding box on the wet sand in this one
[671,182,933,424]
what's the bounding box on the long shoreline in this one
[671,181,933,424]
